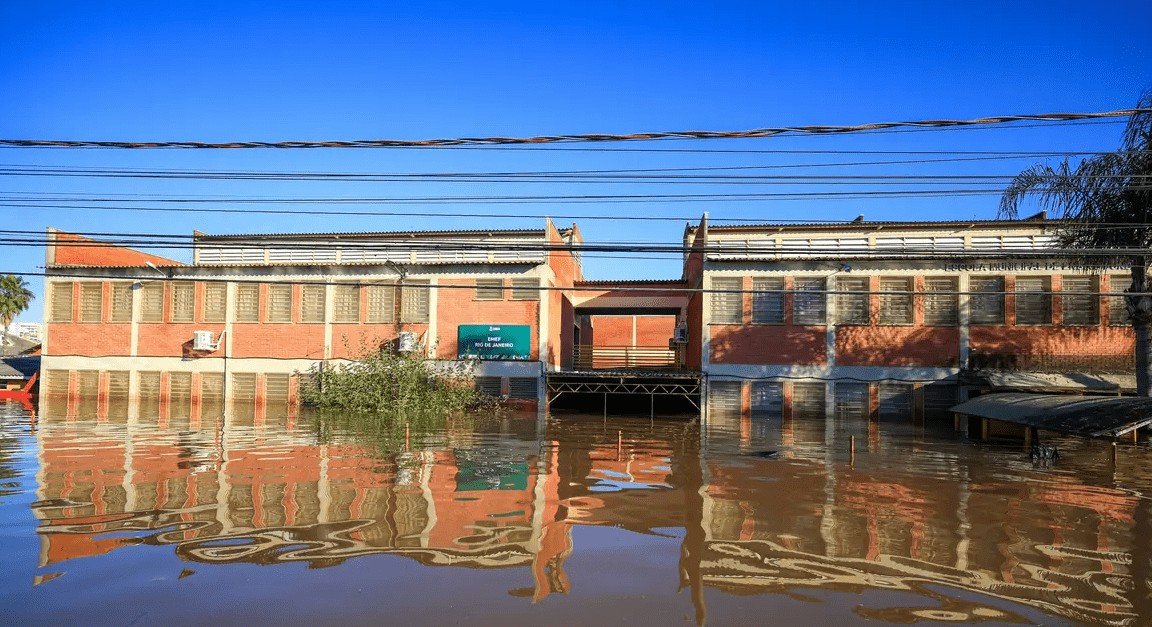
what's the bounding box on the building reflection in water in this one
[28,368,1152,626]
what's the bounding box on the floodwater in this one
[3,397,1152,627]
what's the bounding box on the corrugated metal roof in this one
[0,357,39,380]
[47,259,544,271]
[575,279,686,286]
[194,228,548,240]
[694,218,1056,233]
[951,393,1152,438]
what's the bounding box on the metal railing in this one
[572,344,684,371]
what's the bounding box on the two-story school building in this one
[38,213,1140,417]
[684,214,1137,419]
[39,220,588,407]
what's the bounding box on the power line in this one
[8,230,1149,257]
[1,110,1144,149]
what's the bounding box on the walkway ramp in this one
[951,393,1152,438]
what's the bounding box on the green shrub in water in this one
[299,338,487,414]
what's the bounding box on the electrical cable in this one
[1,110,1144,149]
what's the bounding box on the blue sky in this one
[2,1,1149,322]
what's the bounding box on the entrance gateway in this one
[547,279,700,416]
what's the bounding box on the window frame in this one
[400,280,430,324]
[202,282,227,323]
[1014,276,1052,326]
[79,282,103,323]
[709,277,743,325]
[109,282,133,323]
[510,278,540,301]
[49,282,74,323]
[474,278,505,301]
[333,283,361,323]
[366,284,397,323]
[1109,274,1131,326]
[922,276,959,326]
[140,282,165,323]
[835,276,870,326]
[300,284,326,323]
[751,277,785,325]
[793,277,827,326]
[170,282,195,323]
[969,276,1005,326]
[1060,275,1099,327]
[234,283,260,323]
[877,277,913,326]
[266,283,293,323]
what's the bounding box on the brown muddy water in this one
[2,398,1152,627]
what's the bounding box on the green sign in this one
[457,325,532,360]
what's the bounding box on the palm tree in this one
[0,275,35,357]
[999,89,1152,396]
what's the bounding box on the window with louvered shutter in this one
[50,282,74,322]
[836,277,869,325]
[170,282,194,322]
[79,283,102,323]
[400,280,430,323]
[751,277,784,324]
[1061,275,1099,326]
[203,282,227,322]
[141,282,164,322]
[334,284,360,322]
[475,278,504,300]
[367,285,396,323]
[266,283,292,322]
[878,383,912,417]
[231,372,257,400]
[969,276,1004,325]
[169,372,193,399]
[76,370,99,396]
[107,371,130,401]
[300,285,326,322]
[1109,274,1131,326]
[791,381,826,417]
[834,382,869,419]
[1015,276,1051,325]
[709,277,742,324]
[750,382,783,419]
[793,278,826,325]
[474,376,501,396]
[511,278,539,300]
[923,277,958,326]
[235,284,259,322]
[878,277,913,325]
[200,372,224,402]
[264,373,291,402]
[508,377,538,400]
[109,282,132,322]
[707,380,742,417]
[138,371,161,396]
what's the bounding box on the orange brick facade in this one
[40,217,1142,406]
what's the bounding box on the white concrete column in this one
[958,273,970,369]
[427,278,438,357]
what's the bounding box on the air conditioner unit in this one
[672,327,689,343]
[397,331,418,352]
[192,331,217,351]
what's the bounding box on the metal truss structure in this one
[546,372,702,411]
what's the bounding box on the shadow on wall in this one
[709,326,826,366]
[836,326,961,368]
[969,326,1136,373]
